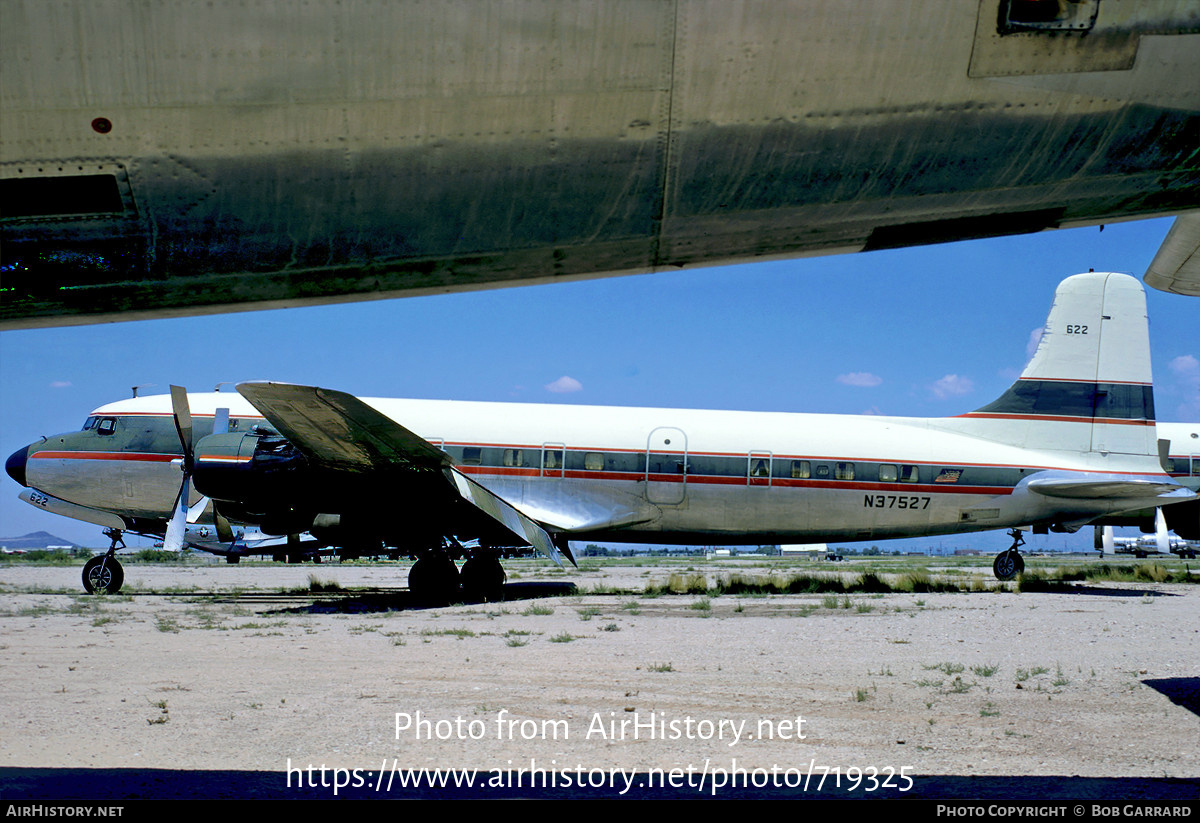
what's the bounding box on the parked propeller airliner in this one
[6,272,1198,598]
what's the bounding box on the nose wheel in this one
[82,551,124,594]
[992,528,1026,581]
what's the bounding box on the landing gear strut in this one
[992,528,1026,581]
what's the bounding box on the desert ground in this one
[2,554,1197,798]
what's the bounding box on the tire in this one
[992,551,1020,581]
[461,555,506,602]
[408,554,461,604]
[82,556,124,594]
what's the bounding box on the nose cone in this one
[6,446,29,487]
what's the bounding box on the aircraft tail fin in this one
[956,272,1157,456]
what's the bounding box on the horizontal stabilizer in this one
[1144,212,1200,297]
[1027,477,1192,500]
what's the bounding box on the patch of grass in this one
[647,662,674,673]
[155,616,180,633]
[505,638,529,647]
[971,663,1000,678]
[924,662,965,676]
[419,628,476,638]
[689,597,712,612]
[576,607,602,621]
[522,604,554,616]
[853,687,871,703]
[549,632,576,643]
[980,702,1000,717]
[600,622,620,632]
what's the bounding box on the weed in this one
[600,622,620,632]
[690,597,712,612]
[853,687,871,702]
[576,607,602,621]
[506,638,529,647]
[971,663,999,678]
[980,702,1000,717]
[155,616,180,633]
[549,632,575,643]
[522,604,554,616]
[647,662,674,673]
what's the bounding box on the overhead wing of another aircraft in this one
[2,0,1199,329]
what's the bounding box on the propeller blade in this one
[213,505,235,544]
[1101,525,1114,556]
[163,475,190,552]
[186,495,212,524]
[213,407,230,436]
[1155,508,1171,554]
[169,385,194,464]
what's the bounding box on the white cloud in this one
[931,374,974,399]
[836,372,882,388]
[49,381,72,389]
[544,375,583,394]
[1025,327,1044,362]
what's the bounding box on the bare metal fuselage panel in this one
[3,0,1199,328]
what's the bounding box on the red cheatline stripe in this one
[30,450,180,462]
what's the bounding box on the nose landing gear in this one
[83,529,127,594]
[992,528,1026,581]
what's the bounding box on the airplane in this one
[3,0,1200,331]
[1095,521,1199,559]
[6,271,1199,598]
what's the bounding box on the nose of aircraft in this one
[6,446,29,487]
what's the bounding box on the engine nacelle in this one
[193,432,314,510]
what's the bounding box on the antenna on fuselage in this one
[131,384,155,398]
[214,382,236,392]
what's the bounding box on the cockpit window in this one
[82,416,99,431]
[96,417,117,436]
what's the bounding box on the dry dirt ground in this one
[1,557,1197,798]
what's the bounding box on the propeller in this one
[1096,525,1114,556]
[163,387,231,551]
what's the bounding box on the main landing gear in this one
[407,545,507,604]
[82,529,127,594]
[992,528,1026,581]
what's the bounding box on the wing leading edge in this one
[235,382,572,566]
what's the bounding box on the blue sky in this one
[2,217,1197,551]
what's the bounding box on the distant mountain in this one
[0,531,82,551]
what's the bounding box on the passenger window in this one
[835,462,855,481]
[750,459,770,478]
[543,450,562,469]
[900,465,919,483]
[791,460,810,479]
[503,449,525,468]
[878,464,898,482]
[461,447,481,465]
[584,452,604,471]
[97,417,116,436]
[815,464,830,479]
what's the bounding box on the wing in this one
[1144,213,1200,297]
[235,382,570,566]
